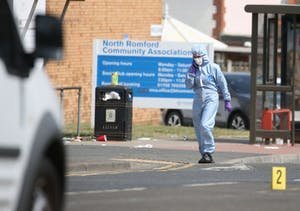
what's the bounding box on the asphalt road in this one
[66,182,300,211]
[65,144,260,168]
[64,145,300,211]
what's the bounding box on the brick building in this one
[45,0,163,126]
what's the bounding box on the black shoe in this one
[198,153,214,163]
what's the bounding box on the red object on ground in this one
[261,109,291,130]
[97,135,107,142]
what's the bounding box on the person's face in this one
[193,55,203,65]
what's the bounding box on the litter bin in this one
[94,85,132,141]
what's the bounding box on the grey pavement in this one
[64,137,300,174]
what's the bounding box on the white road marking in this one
[66,187,147,196]
[293,179,300,182]
[202,164,251,171]
[183,182,239,188]
[112,158,175,165]
[66,170,133,177]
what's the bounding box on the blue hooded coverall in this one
[185,46,231,156]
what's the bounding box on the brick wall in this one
[46,0,162,126]
[212,0,225,39]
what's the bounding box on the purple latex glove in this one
[224,101,232,112]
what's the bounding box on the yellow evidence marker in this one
[272,166,286,190]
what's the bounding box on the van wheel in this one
[166,111,183,126]
[31,158,62,211]
[228,112,249,130]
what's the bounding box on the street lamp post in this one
[60,0,85,22]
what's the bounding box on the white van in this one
[0,0,65,210]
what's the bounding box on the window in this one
[226,75,250,94]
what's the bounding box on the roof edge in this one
[245,4,300,14]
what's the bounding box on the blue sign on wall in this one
[97,55,194,98]
[93,39,213,108]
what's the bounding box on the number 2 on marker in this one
[272,167,286,190]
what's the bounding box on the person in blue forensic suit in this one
[185,44,232,163]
